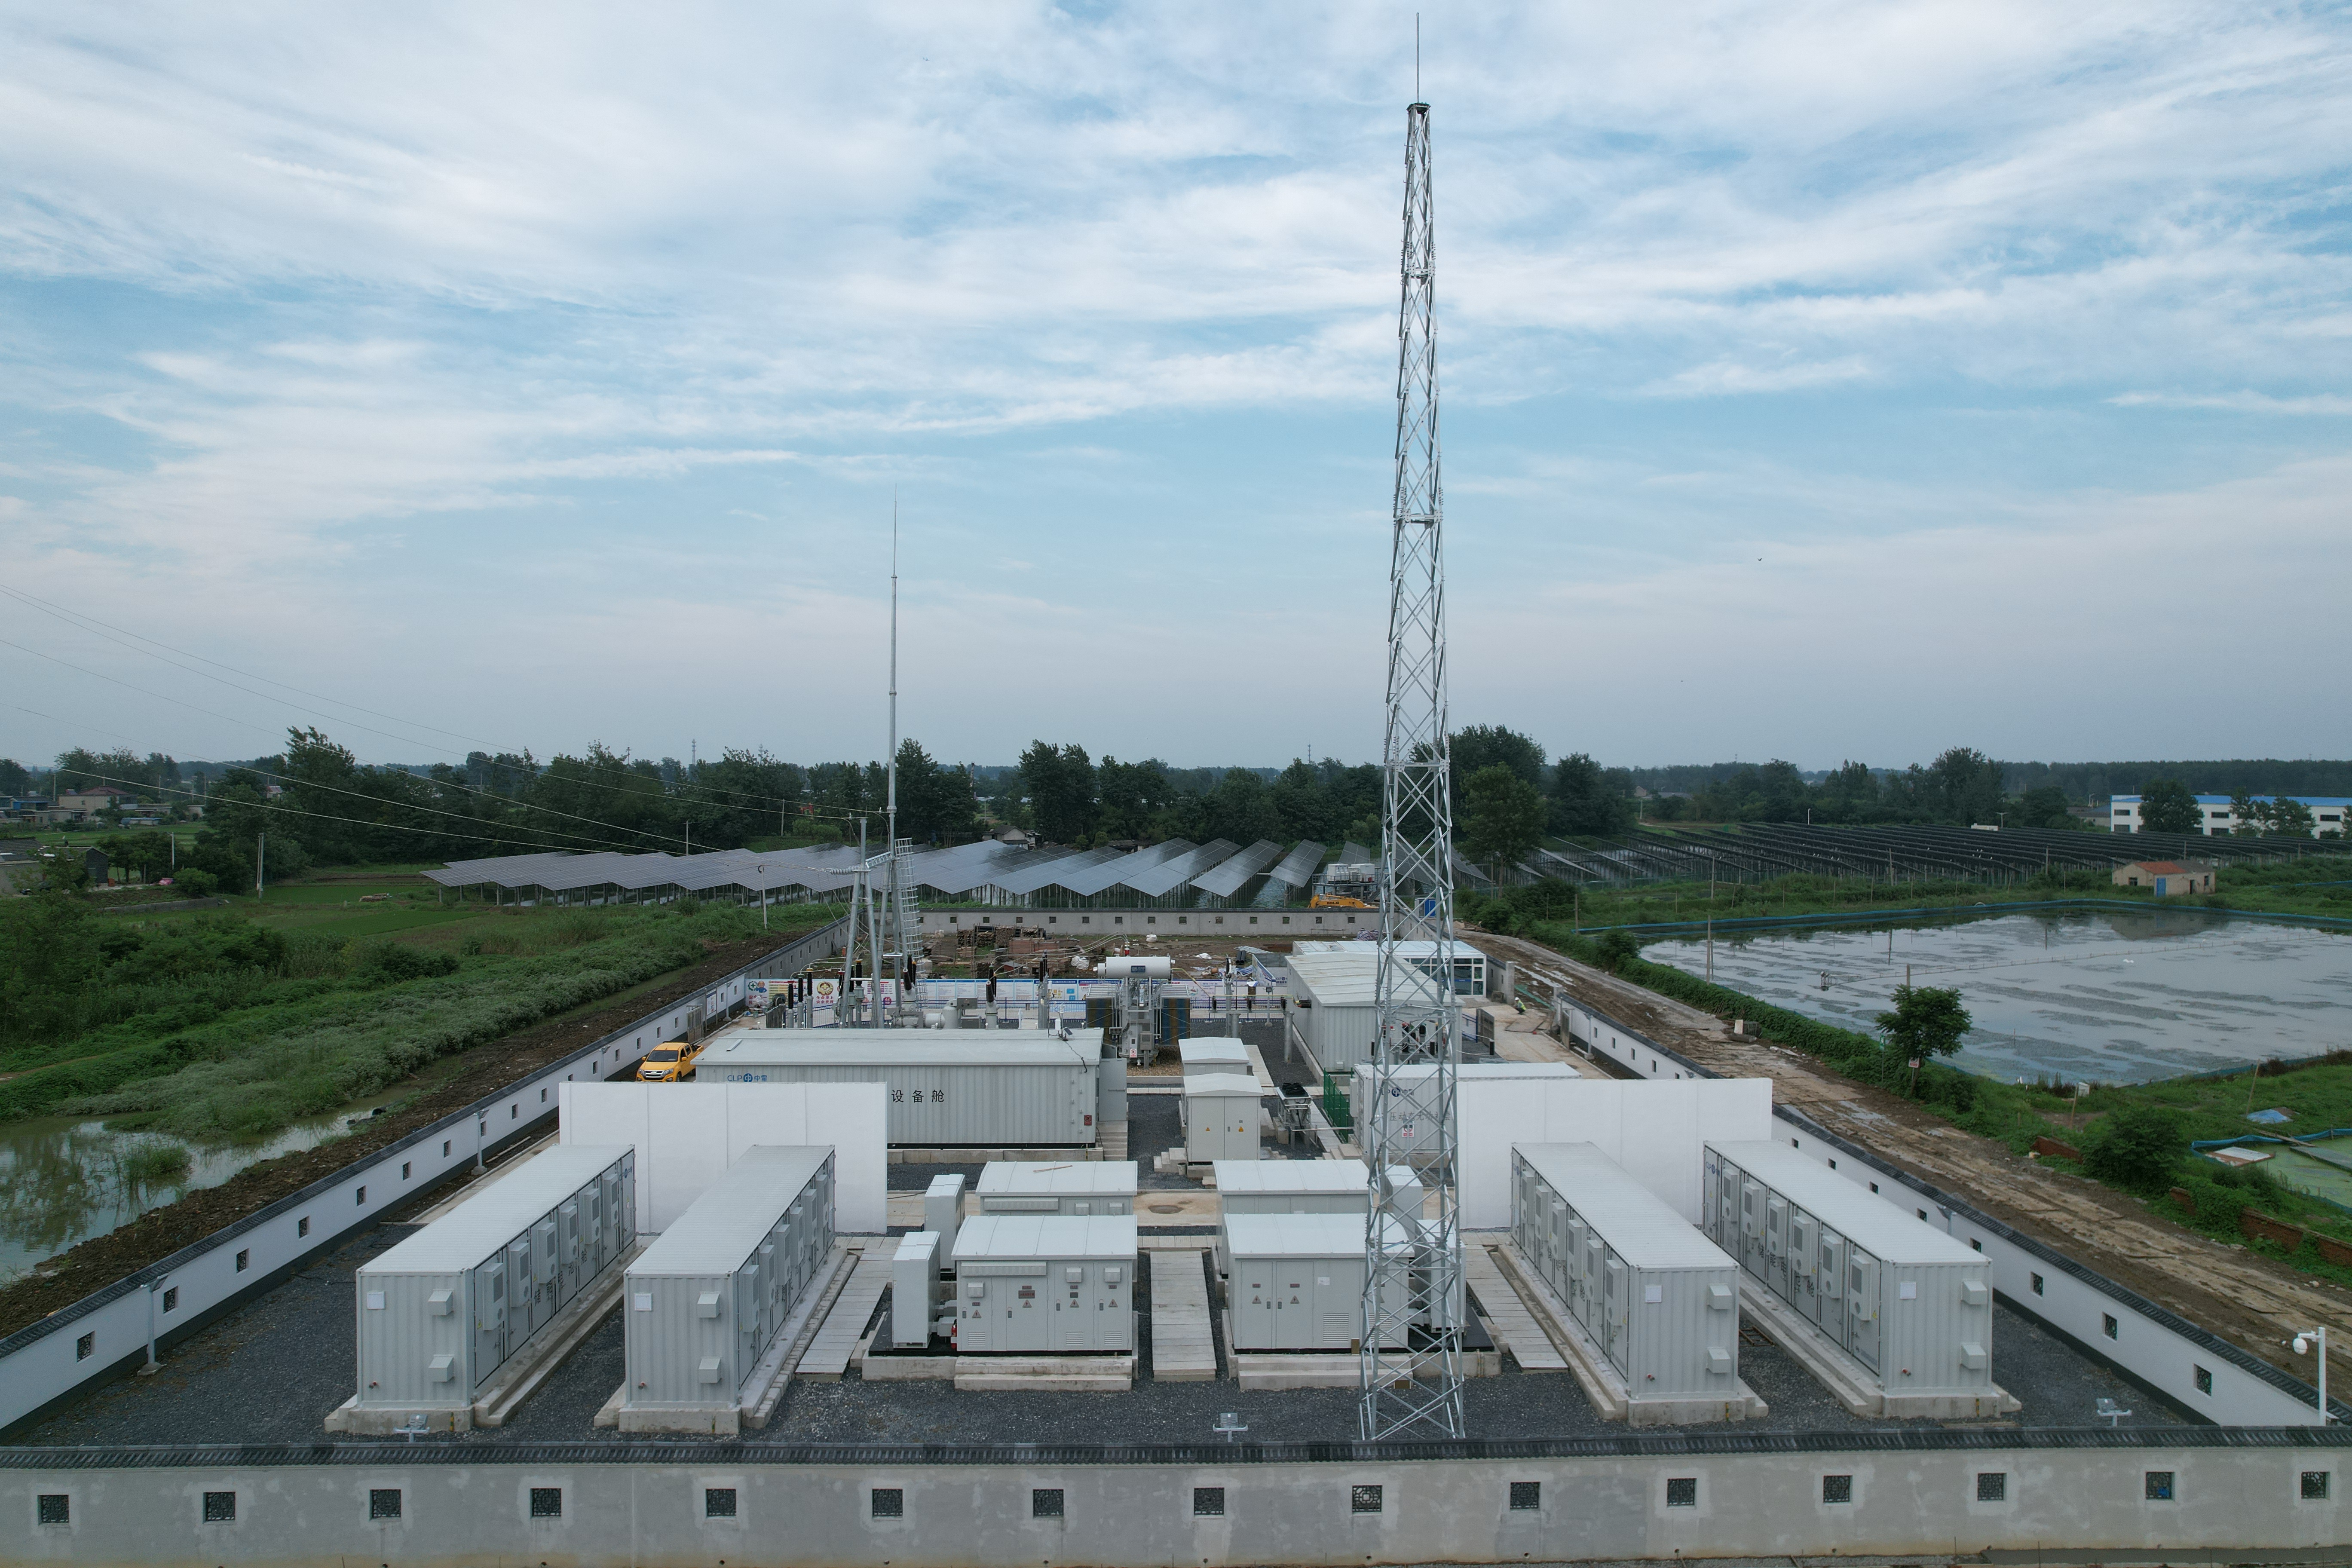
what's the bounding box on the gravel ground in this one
[7,1218,2185,1450]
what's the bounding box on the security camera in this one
[2295,1335,2312,1355]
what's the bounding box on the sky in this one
[2,1,2348,777]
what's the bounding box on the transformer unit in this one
[620,1146,836,1430]
[952,1215,1136,1354]
[975,1160,1138,1216]
[1705,1140,2000,1409]
[697,1030,1104,1148]
[891,1231,944,1349]
[1181,1073,1263,1163]
[1211,1159,1420,1276]
[1178,1038,1252,1078]
[351,1146,634,1423]
[1510,1144,1741,1406]
[1224,1212,1409,1352]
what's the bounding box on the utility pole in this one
[1361,90,1465,1442]
[256,833,264,900]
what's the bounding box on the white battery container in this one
[952,1214,1136,1353]
[1182,1073,1262,1163]
[1510,1143,1740,1396]
[698,1031,1104,1147]
[1704,1140,1994,1398]
[622,1146,836,1413]
[354,1145,634,1413]
[976,1160,1138,1215]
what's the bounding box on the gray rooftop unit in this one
[1705,1140,1996,1402]
[1224,1213,1409,1352]
[1182,1073,1263,1163]
[1178,1038,1252,1078]
[622,1146,835,1419]
[952,1215,1137,1353]
[697,1031,1105,1148]
[1512,1144,1740,1399]
[354,1146,634,1416]
[976,1161,1138,1215]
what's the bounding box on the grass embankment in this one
[0,881,841,1142]
[1526,855,2352,931]
[1500,912,2352,1291]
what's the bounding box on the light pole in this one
[756,864,768,931]
[2293,1327,2331,1423]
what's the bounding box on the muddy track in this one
[0,935,779,1341]
[1473,925,2352,1391]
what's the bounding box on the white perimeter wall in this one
[1460,1078,1773,1229]
[557,1083,887,1235]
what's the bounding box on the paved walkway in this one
[1466,1240,1567,1372]
[799,1254,888,1380]
[1150,1250,1218,1382]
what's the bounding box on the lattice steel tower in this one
[1360,96,1465,1441]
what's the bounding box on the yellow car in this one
[636,1039,704,1082]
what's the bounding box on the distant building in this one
[2113,860,2214,896]
[56,785,136,815]
[2109,793,2349,837]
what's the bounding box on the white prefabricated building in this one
[1178,1038,1252,1078]
[891,1231,943,1349]
[1350,1061,1585,1162]
[353,1145,634,1413]
[975,1160,1138,1215]
[952,1214,1137,1354]
[1211,1159,1420,1275]
[1182,1072,1263,1163]
[1283,945,1494,1072]
[1510,1143,1740,1399]
[697,1032,1104,1148]
[1705,1140,1995,1399]
[621,1146,836,1418]
[1223,1212,1409,1352]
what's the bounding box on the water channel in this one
[1645,909,2352,1084]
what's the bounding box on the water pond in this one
[1645,909,2352,1084]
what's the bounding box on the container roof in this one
[1283,951,1381,1005]
[1224,1211,1406,1258]
[952,1213,1138,1261]
[1211,1158,1408,1195]
[1356,1062,1583,1082]
[976,1161,1139,1196]
[1178,1039,1250,1063]
[1182,1072,1264,1098]
[894,1231,940,1262]
[1514,1143,1733,1271]
[702,1033,1101,1069]
[628,1147,831,1277]
[1707,1140,1986,1265]
[363,1146,631,1275]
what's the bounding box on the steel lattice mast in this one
[1360,96,1464,1441]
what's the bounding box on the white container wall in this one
[355,1146,634,1412]
[1182,1074,1263,1163]
[891,1231,942,1349]
[622,1146,836,1412]
[1510,1144,1740,1397]
[1224,1213,1408,1351]
[952,1215,1137,1354]
[924,1174,965,1262]
[698,1032,1103,1147]
[1706,1140,1995,1399]
[975,1161,1138,1216]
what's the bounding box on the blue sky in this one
[3,2,2348,775]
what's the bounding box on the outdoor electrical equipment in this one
[975,1161,1138,1216]
[350,1145,634,1426]
[1225,1213,1410,1352]
[1212,1159,1421,1276]
[924,1173,965,1263]
[1178,1038,1252,1079]
[620,1146,835,1432]
[699,1032,1104,1148]
[1705,1140,2004,1413]
[1511,1144,1743,1413]
[952,1215,1137,1354]
[891,1231,944,1349]
[1181,1073,1263,1164]
[1102,953,1169,1066]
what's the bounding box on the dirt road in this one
[1473,925,2352,1393]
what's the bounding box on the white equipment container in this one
[1705,1140,1995,1399]
[622,1146,836,1415]
[1511,1143,1740,1397]
[1224,1212,1409,1351]
[924,1173,966,1263]
[1351,1061,1584,1161]
[354,1146,634,1414]
[1179,1038,1252,1078]
[976,1161,1137,1215]
[698,1030,1104,1147]
[1210,1159,1419,1275]
[891,1231,943,1349]
[1182,1073,1263,1163]
[952,1215,1137,1354]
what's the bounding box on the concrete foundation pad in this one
[1737,1275,2018,1420]
[859,1351,957,1381]
[1492,1240,1766,1425]
[324,1397,473,1436]
[952,1353,1133,1392]
[616,1403,739,1435]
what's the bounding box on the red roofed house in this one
[2113,860,2214,896]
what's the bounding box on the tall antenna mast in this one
[888,490,898,849]
[1360,91,1465,1441]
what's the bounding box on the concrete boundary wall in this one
[3,1430,2348,1565]
[1553,994,2351,1428]
[0,920,848,1437]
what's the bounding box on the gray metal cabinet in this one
[952,1215,1135,1354]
